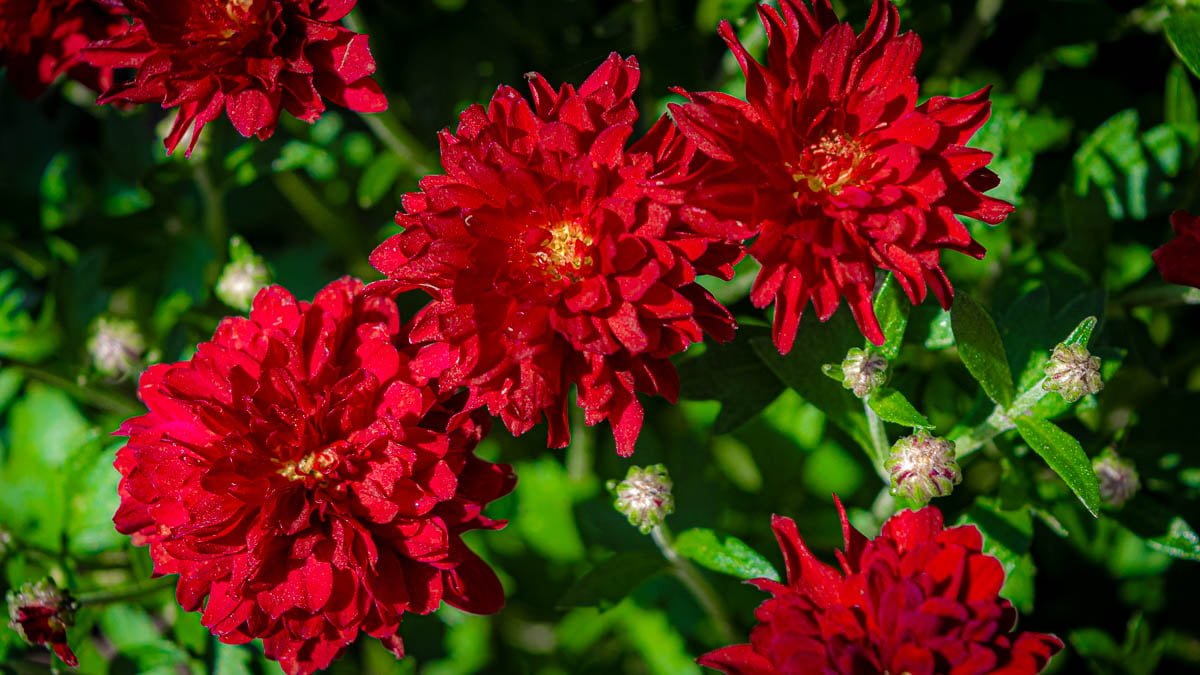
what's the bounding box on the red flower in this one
[0,0,127,99]
[113,278,515,675]
[369,54,740,456]
[1153,210,1200,289]
[85,0,387,156]
[669,0,1012,352]
[6,580,78,667]
[698,502,1062,674]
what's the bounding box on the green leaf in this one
[67,444,124,556]
[695,0,758,31]
[1013,417,1101,516]
[673,528,780,582]
[557,552,667,608]
[1166,11,1200,81]
[357,153,404,209]
[0,270,61,362]
[1167,62,1199,126]
[678,325,784,433]
[1114,496,1200,562]
[951,293,1015,408]
[960,500,1035,612]
[866,387,934,429]
[751,309,872,453]
[615,604,703,675]
[213,643,254,675]
[871,274,910,360]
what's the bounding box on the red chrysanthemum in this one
[698,501,1062,674]
[113,278,515,675]
[1153,210,1200,289]
[669,0,1012,352]
[369,53,741,456]
[84,0,387,156]
[0,0,127,99]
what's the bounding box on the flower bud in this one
[215,237,271,312]
[1093,452,1139,508]
[610,464,674,534]
[1042,343,1102,403]
[885,432,961,505]
[87,316,145,378]
[6,579,78,667]
[840,348,888,398]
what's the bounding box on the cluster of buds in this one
[1043,343,1103,403]
[215,236,272,312]
[6,579,78,667]
[838,348,889,398]
[610,465,675,534]
[87,316,146,379]
[885,432,962,505]
[1093,451,1140,508]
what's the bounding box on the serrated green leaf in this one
[678,325,784,433]
[1166,11,1200,81]
[557,552,667,608]
[951,293,1015,408]
[673,528,780,582]
[871,274,910,360]
[1013,417,1101,516]
[866,387,934,429]
[357,153,403,209]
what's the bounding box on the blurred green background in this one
[3,0,1200,673]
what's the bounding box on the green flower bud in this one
[610,464,674,534]
[1043,343,1102,403]
[87,316,145,378]
[840,348,888,398]
[1093,452,1139,508]
[886,432,961,505]
[216,240,272,312]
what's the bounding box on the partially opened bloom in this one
[114,278,515,674]
[85,0,387,155]
[370,53,741,456]
[670,0,1012,352]
[1153,210,1200,289]
[0,0,127,99]
[6,579,78,667]
[699,502,1062,674]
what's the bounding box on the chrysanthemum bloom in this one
[85,0,387,156]
[699,501,1062,674]
[114,278,516,675]
[6,579,78,667]
[669,0,1012,352]
[370,54,741,456]
[0,0,127,99]
[1152,210,1200,289]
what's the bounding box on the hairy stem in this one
[864,400,891,480]
[76,575,177,606]
[651,524,737,644]
[6,361,140,417]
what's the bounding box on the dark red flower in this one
[113,278,515,675]
[669,0,1012,352]
[369,53,741,456]
[1153,210,1200,289]
[0,0,127,99]
[85,0,387,156]
[698,502,1062,674]
[6,579,78,667]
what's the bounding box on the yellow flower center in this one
[533,220,594,282]
[791,133,870,195]
[277,447,340,483]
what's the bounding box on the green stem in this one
[952,377,1048,459]
[565,403,594,483]
[5,361,140,417]
[934,0,1005,79]
[75,575,177,606]
[193,162,228,262]
[864,400,890,480]
[359,112,435,176]
[272,172,372,278]
[650,524,737,644]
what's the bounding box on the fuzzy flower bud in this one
[7,579,78,667]
[1043,343,1102,403]
[610,465,674,534]
[885,432,961,505]
[87,316,145,378]
[840,348,889,398]
[216,237,272,312]
[1094,452,1140,508]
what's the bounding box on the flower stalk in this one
[650,523,737,644]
